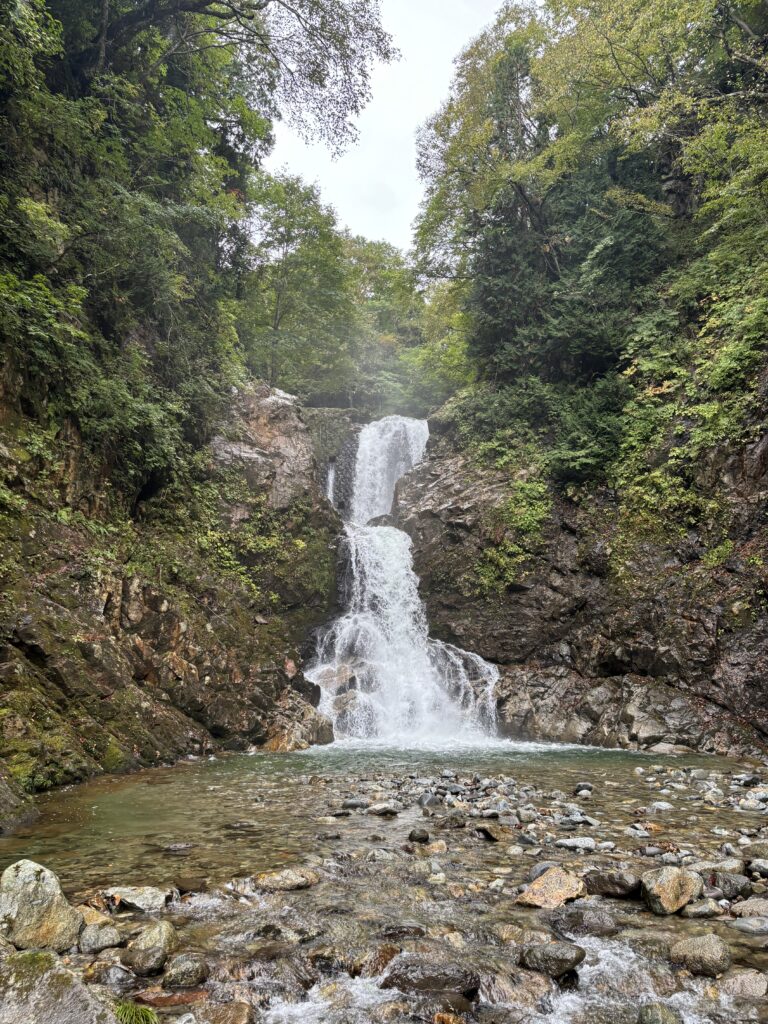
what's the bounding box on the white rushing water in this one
[308,415,499,747]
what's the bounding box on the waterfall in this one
[309,415,498,746]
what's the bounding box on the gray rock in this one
[522,941,586,977]
[0,950,119,1023]
[679,899,723,919]
[584,868,641,899]
[379,953,480,998]
[120,945,167,976]
[731,897,768,917]
[638,1004,682,1024]
[131,919,178,955]
[545,902,618,938]
[529,861,559,882]
[0,860,83,953]
[162,953,209,988]
[408,829,430,844]
[669,933,732,977]
[690,857,745,875]
[102,885,175,914]
[554,837,596,852]
[748,858,768,877]
[726,917,768,935]
[367,803,400,817]
[641,867,703,915]
[712,871,752,899]
[79,923,122,954]
[720,969,768,998]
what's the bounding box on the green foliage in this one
[412,0,768,559]
[114,1003,159,1024]
[476,478,552,594]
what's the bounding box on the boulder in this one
[584,868,641,899]
[679,899,723,919]
[641,867,702,915]
[731,897,768,917]
[79,923,122,954]
[120,945,168,976]
[251,868,320,892]
[544,902,618,938]
[163,953,210,988]
[515,867,586,910]
[0,950,119,1023]
[131,919,178,955]
[379,953,480,999]
[103,885,175,914]
[669,933,732,977]
[0,860,83,953]
[720,969,768,998]
[637,1005,682,1024]
[522,942,586,978]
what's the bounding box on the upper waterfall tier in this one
[350,416,429,524]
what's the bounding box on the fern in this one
[114,1003,160,1024]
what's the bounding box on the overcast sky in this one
[267,0,501,251]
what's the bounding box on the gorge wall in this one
[0,383,342,828]
[396,427,768,760]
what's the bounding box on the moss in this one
[474,478,552,595]
[114,1002,160,1024]
[2,951,57,997]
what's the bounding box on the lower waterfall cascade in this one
[307,415,499,746]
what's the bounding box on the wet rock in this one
[690,857,745,875]
[251,867,320,891]
[641,867,703,915]
[554,837,596,852]
[163,953,210,988]
[409,828,430,844]
[131,919,178,955]
[79,922,122,953]
[120,945,168,976]
[720,969,768,998]
[379,953,480,999]
[726,917,768,935]
[515,867,586,910]
[749,858,768,877]
[103,885,175,914]
[679,899,723,919]
[711,871,752,899]
[637,1004,682,1024]
[544,902,618,937]
[367,803,400,818]
[0,950,119,1023]
[196,1005,255,1024]
[0,860,83,952]
[584,868,641,899]
[522,941,586,978]
[669,933,732,977]
[731,897,768,917]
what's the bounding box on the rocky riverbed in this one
[1,749,767,1023]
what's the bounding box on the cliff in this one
[0,383,342,828]
[397,429,768,759]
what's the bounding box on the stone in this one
[0,860,83,953]
[679,899,723,919]
[251,868,320,892]
[522,942,586,978]
[584,868,641,899]
[720,969,768,998]
[131,919,178,955]
[197,1005,255,1024]
[79,923,122,953]
[103,885,175,914]
[669,933,732,977]
[163,953,210,988]
[749,858,768,877]
[515,867,586,910]
[120,945,168,976]
[409,829,430,844]
[544,902,618,937]
[731,897,768,917]
[712,871,752,899]
[727,917,768,935]
[637,1004,682,1024]
[367,803,400,817]
[0,950,120,1023]
[554,837,596,852]
[690,857,745,876]
[379,953,480,998]
[641,867,703,915]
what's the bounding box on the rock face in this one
[641,868,703,916]
[396,434,768,755]
[0,860,82,952]
[669,933,732,977]
[0,950,119,1024]
[0,382,345,824]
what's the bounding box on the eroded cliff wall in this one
[0,383,345,827]
[397,431,768,758]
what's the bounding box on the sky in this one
[267,0,501,251]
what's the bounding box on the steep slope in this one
[0,383,341,827]
[397,429,768,758]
